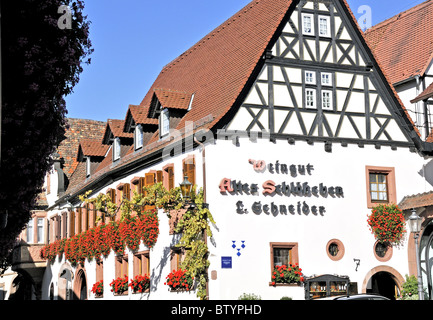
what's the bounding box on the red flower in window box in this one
[91,280,104,297]
[271,263,304,285]
[129,274,150,293]
[39,210,159,265]
[110,275,129,295]
[164,269,194,291]
[367,204,406,247]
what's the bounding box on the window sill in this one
[132,289,150,294]
[269,282,302,287]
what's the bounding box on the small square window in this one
[302,13,314,36]
[305,89,316,109]
[369,173,388,202]
[365,166,396,208]
[305,71,316,84]
[321,90,333,110]
[321,72,332,86]
[269,243,299,283]
[318,16,331,37]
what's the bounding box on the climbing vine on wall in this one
[40,183,215,300]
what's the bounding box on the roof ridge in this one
[366,0,433,33]
[161,0,262,73]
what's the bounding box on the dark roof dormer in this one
[77,139,109,177]
[124,104,159,133]
[101,119,133,162]
[102,119,134,145]
[148,89,194,119]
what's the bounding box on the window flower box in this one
[110,276,129,295]
[164,269,194,292]
[129,274,150,294]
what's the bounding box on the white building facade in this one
[39,0,433,300]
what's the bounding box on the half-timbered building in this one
[39,0,433,300]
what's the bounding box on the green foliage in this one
[174,186,215,300]
[238,293,261,300]
[81,182,215,300]
[399,274,425,300]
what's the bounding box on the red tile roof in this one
[364,0,433,85]
[79,139,109,158]
[105,119,134,140]
[61,0,423,199]
[411,81,433,103]
[153,89,193,111]
[399,191,433,210]
[57,118,106,178]
[126,105,158,126]
[139,0,294,136]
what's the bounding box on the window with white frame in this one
[321,90,333,110]
[321,72,332,86]
[113,137,121,161]
[318,16,331,37]
[37,218,44,244]
[302,13,314,36]
[305,70,316,84]
[160,108,170,138]
[305,89,316,109]
[27,219,34,243]
[134,124,143,150]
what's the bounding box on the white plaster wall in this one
[204,137,432,300]
[41,134,433,300]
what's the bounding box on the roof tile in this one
[364,0,433,84]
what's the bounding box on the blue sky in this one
[65,0,426,122]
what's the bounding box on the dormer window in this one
[113,137,121,161]
[86,157,91,177]
[160,108,170,138]
[134,124,143,150]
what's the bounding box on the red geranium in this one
[367,204,406,246]
[40,210,160,265]
[110,275,129,295]
[91,280,104,297]
[164,269,194,291]
[129,274,150,293]
[271,263,304,285]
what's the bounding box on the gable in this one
[226,0,418,149]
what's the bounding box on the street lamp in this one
[408,208,424,300]
[179,175,193,200]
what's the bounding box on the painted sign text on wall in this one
[219,159,345,217]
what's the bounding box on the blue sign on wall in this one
[221,256,232,269]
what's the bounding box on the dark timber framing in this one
[225,0,427,152]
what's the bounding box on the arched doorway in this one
[362,266,404,300]
[58,265,73,300]
[420,221,433,300]
[73,268,88,300]
[366,271,399,300]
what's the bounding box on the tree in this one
[0,0,93,270]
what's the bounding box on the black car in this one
[316,294,390,300]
